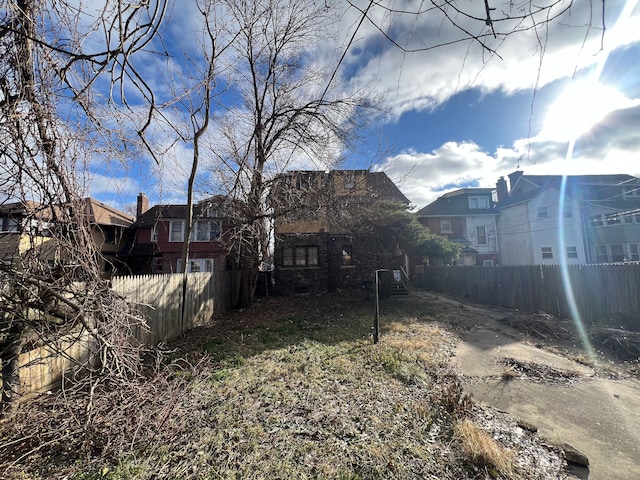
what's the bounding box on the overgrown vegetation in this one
[0,293,569,479]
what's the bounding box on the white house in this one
[496,171,640,265]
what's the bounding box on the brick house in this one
[123,194,228,274]
[271,170,410,295]
[416,188,499,266]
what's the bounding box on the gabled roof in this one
[499,173,640,209]
[273,170,410,204]
[133,196,229,227]
[416,188,496,217]
[83,198,134,226]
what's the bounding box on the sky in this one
[81,0,640,212]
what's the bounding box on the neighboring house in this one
[271,170,410,295]
[81,198,135,276]
[124,194,228,274]
[0,200,57,268]
[0,199,134,276]
[495,171,640,265]
[416,188,499,266]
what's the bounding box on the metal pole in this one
[374,270,380,344]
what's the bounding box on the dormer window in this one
[623,186,640,198]
[468,196,489,209]
[345,177,355,190]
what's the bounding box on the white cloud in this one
[338,0,640,119]
[378,103,640,208]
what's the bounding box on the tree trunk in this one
[1,320,27,418]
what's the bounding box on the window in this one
[105,227,116,244]
[563,207,573,218]
[440,218,452,233]
[191,220,221,242]
[1,217,19,232]
[152,258,163,273]
[541,247,553,259]
[151,225,158,242]
[169,220,184,242]
[177,258,214,273]
[537,207,548,219]
[589,214,603,227]
[606,214,621,226]
[623,186,640,197]
[610,244,624,262]
[344,175,355,190]
[283,248,293,266]
[483,260,494,266]
[282,246,318,267]
[469,196,490,209]
[342,245,353,265]
[475,225,487,245]
[630,244,640,261]
[566,246,578,259]
[595,245,608,263]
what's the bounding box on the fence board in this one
[417,264,640,326]
[14,271,236,396]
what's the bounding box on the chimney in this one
[496,177,508,203]
[136,193,149,218]
[508,170,523,190]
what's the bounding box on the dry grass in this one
[455,418,518,479]
[0,292,567,479]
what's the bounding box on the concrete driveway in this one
[447,300,640,480]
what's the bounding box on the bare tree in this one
[206,0,373,307]
[0,0,166,416]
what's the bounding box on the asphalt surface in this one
[438,296,640,480]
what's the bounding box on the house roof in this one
[416,188,496,217]
[133,195,229,227]
[83,198,134,226]
[273,169,410,204]
[498,173,640,210]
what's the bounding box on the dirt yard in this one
[420,292,640,480]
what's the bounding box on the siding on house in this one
[496,172,640,265]
[416,188,499,266]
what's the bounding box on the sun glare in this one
[541,80,628,142]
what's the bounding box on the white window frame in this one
[566,246,578,259]
[537,207,548,219]
[440,218,452,233]
[169,220,185,242]
[590,214,603,227]
[610,244,624,262]
[151,225,158,242]
[177,258,214,273]
[541,247,553,259]
[482,259,494,266]
[475,225,487,245]
[468,196,489,209]
[594,245,608,263]
[190,220,222,242]
[630,244,640,261]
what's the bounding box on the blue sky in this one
[83,0,640,212]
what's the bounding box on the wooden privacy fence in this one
[112,271,233,344]
[416,264,640,325]
[15,271,235,396]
